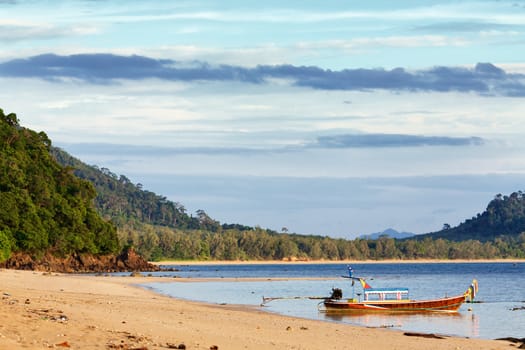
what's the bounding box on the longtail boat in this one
[322,267,478,313]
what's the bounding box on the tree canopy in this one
[0,109,119,262]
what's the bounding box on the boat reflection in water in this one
[322,308,480,338]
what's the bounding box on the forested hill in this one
[0,109,119,262]
[52,148,199,229]
[419,192,525,241]
[51,148,249,233]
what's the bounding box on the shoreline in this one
[0,268,513,349]
[152,258,525,266]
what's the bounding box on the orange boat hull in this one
[323,294,466,313]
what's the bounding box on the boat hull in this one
[323,294,466,313]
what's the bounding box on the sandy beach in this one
[0,269,513,350]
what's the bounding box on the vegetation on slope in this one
[51,148,203,229]
[0,109,119,263]
[421,192,525,241]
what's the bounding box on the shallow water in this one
[143,262,525,339]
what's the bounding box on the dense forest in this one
[2,107,525,264]
[0,109,119,262]
[116,223,525,261]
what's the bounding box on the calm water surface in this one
[143,263,525,339]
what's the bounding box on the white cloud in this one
[0,21,100,43]
[68,3,525,25]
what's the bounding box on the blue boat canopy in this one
[363,288,409,301]
[365,288,409,293]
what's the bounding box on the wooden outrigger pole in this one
[261,295,326,306]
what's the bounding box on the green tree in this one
[0,229,12,262]
[0,108,120,258]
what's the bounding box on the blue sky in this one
[1,0,525,238]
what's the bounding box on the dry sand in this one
[0,268,512,349]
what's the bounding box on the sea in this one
[140,262,525,339]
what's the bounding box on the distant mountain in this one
[360,228,416,240]
[419,192,525,242]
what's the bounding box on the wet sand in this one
[0,269,512,349]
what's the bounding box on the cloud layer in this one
[1,53,524,96]
[314,134,484,148]
[58,133,484,160]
